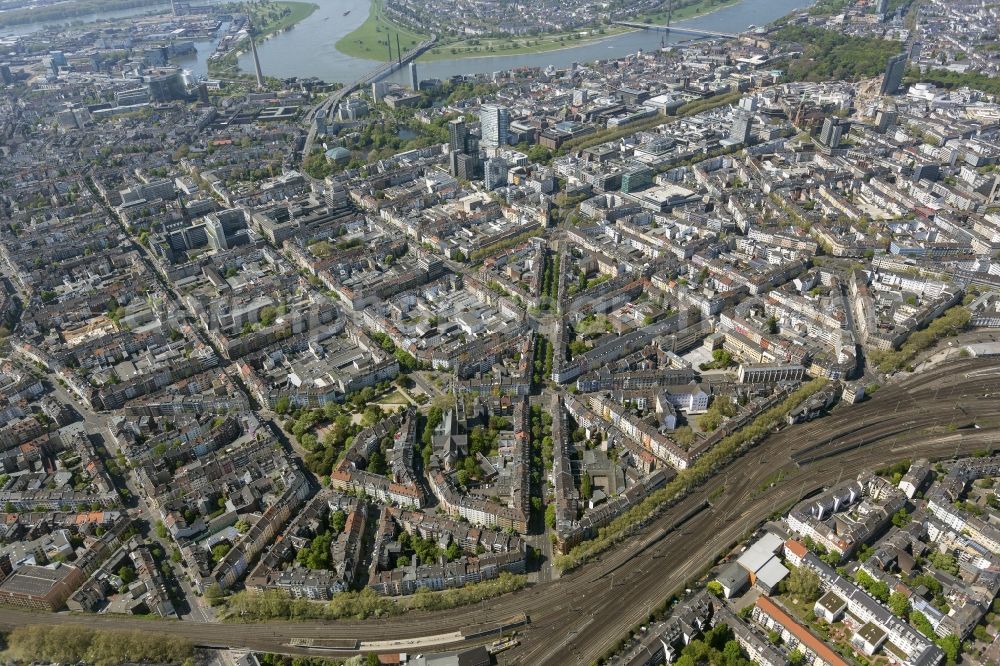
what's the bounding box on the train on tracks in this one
[460,613,529,640]
[288,638,360,651]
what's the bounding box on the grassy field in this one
[418,26,632,62]
[378,390,411,405]
[252,1,319,40]
[335,0,428,61]
[634,0,741,24]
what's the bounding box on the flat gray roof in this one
[0,564,70,596]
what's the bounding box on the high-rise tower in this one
[479,104,509,149]
[820,117,849,149]
[448,118,468,153]
[880,53,907,96]
[246,12,265,90]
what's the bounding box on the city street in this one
[45,372,214,623]
[0,358,995,664]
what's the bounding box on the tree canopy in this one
[770,25,903,82]
[5,625,193,666]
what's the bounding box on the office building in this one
[116,87,150,107]
[820,117,849,149]
[409,61,419,91]
[146,69,187,102]
[480,104,509,148]
[913,163,940,182]
[880,53,907,96]
[484,158,508,190]
[454,153,480,181]
[143,46,169,67]
[621,167,653,194]
[464,134,479,155]
[875,107,897,133]
[49,51,67,68]
[730,110,754,144]
[338,97,370,121]
[448,118,468,153]
[55,104,92,131]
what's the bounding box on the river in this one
[384,0,813,85]
[3,1,174,36]
[5,0,812,83]
[172,25,226,78]
[236,0,375,82]
[243,0,813,85]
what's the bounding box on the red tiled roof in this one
[756,596,849,666]
[785,539,807,559]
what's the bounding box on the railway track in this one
[0,358,997,663]
[508,358,1000,664]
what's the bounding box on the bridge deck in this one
[613,21,736,38]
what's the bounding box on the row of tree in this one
[224,572,526,621]
[869,305,970,372]
[555,379,828,571]
[5,625,193,666]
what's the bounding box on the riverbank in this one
[334,0,428,61]
[633,0,741,25]
[337,0,746,63]
[228,0,810,83]
[417,26,633,62]
[209,0,318,78]
[0,0,169,29]
[253,0,318,39]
